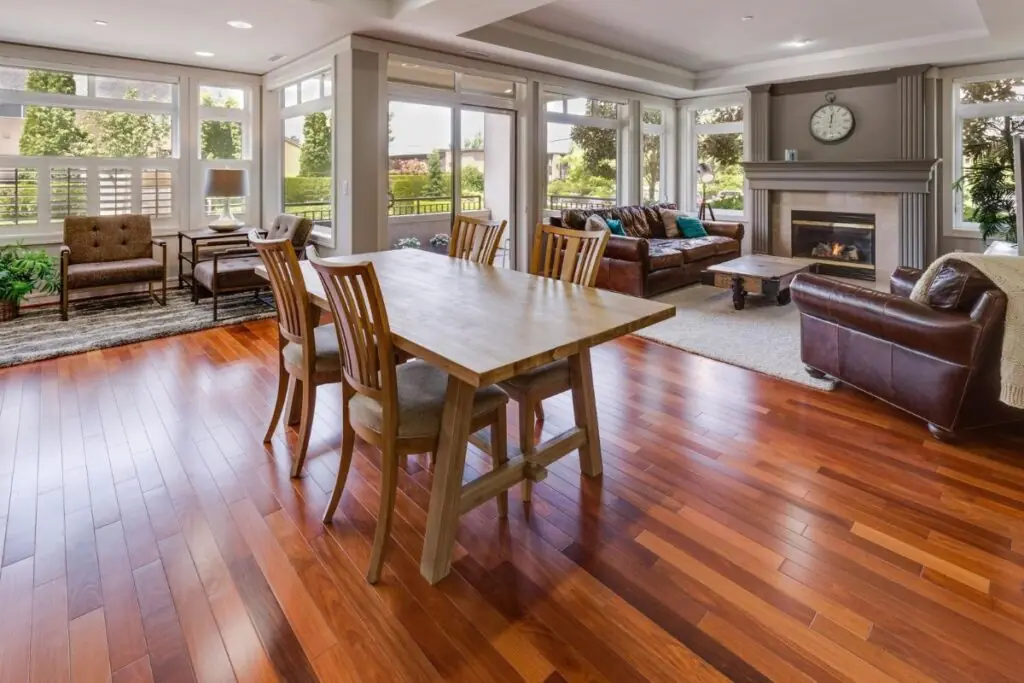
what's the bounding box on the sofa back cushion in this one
[560,203,677,239]
[926,260,995,313]
[64,215,153,265]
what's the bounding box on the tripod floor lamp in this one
[697,162,716,221]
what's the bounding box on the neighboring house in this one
[0,105,24,156]
[284,137,301,177]
[389,148,485,173]
[547,152,569,181]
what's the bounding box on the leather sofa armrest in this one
[890,266,924,298]
[604,235,649,265]
[703,221,745,243]
[791,273,983,366]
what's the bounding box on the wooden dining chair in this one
[449,215,508,266]
[499,224,609,502]
[251,229,342,478]
[310,256,511,584]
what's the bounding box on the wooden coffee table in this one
[704,255,815,310]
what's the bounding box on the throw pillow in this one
[584,214,610,233]
[677,216,708,239]
[605,219,627,236]
[659,208,697,238]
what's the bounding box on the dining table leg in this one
[568,347,603,477]
[420,375,476,584]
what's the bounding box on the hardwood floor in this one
[2,319,1023,683]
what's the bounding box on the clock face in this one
[810,104,855,143]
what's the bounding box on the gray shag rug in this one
[634,285,837,391]
[0,288,276,369]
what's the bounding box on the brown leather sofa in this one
[60,214,166,320]
[553,203,744,297]
[192,214,313,320]
[791,262,1024,440]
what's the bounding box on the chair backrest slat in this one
[530,224,609,287]
[310,257,397,409]
[250,229,314,347]
[450,215,507,266]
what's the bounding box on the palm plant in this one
[0,243,60,319]
[955,155,1018,244]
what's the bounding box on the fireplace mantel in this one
[742,160,940,194]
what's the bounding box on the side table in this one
[177,227,251,296]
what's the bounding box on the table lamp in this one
[697,162,716,221]
[205,168,248,232]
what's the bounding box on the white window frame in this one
[279,69,334,242]
[682,95,748,222]
[0,68,180,240]
[641,104,669,205]
[542,90,626,217]
[951,77,1024,231]
[195,81,257,227]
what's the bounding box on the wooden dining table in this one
[257,248,675,583]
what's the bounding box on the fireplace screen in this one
[791,210,876,281]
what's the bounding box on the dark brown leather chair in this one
[193,214,313,320]
[791,263,1024,440]
[60,215,166,320]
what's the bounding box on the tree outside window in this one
[695,105,744,214]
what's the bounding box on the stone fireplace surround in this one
[743,160,939,284]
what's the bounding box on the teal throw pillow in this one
[605,219,626,236]
[676,216,707,239]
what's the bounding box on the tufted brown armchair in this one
[60,215,167,320]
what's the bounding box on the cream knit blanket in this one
[910,253,1024,409]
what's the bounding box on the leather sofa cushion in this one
[560,203,678,239]
[926,261,994,313]
[193,256,265,291]
[67,258,163,289]
[64,215,153,265]
[648,241,685,271]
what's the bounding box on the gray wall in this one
[770,82,899,162]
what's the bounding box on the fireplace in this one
[791,210,876,281]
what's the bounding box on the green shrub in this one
[283,177,332,205]
[0,243,59,305]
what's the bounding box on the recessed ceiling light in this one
[741,15,753,21]
[195,51,215,57]
[227,20,252,29]
[784,39,813,48]
[504,88,513,94]
[94,20,108,26]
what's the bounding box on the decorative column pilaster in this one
[747,84,772,254]
[895,66,930,268]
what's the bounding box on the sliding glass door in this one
[387,100,516,268]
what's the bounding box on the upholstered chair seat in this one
[349,360,508,439]
[66,258,164,289]
[499,359,570,391]
[281,324,343,373]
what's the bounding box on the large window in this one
[0,65,177,231]
[545,94,622,211]
[642,107,667,205]
[199,84,254,222]
[279,71,333,240]
[953,78,1023,237]
[693,104,744,218]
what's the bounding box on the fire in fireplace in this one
[791,210,875,281]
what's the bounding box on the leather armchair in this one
[60,215,167,320]
[791,263,1024,440]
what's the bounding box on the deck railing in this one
[546,194,615,211]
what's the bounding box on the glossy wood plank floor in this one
[2,320,1023,683]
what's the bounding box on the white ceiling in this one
[1,0,1024,96]
[514,0,988,71]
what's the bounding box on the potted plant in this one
[0,243,60,321]
[394,236,421,250]
[429,233,450,253]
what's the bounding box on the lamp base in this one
[209,205,243,233]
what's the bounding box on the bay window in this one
[953,78,1023,237]
[642,107,667,205]
[198,84,254,223]
[279,70,333,240]
[544,94,622,212]
[691,103,745,218]
[0,64,178,234]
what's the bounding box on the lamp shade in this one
[204,168,248,198]
[697,162,715,184]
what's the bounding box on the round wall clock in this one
[810,92,855,144]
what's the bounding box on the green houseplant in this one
[0,243,60,321]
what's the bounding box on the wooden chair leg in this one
[519,400,535,504]
[491,408,509,518]
[367,443,400,584]
[534,401,545,422]
[291,379,317,478]
[264,358,289,443]
[323,413,355,522]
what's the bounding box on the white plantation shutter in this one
[141,169,173,218]
[99,167,133,215]
[0,168,39,226]
[50,168,88,220]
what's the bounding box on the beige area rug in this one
[633,285,837,391]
